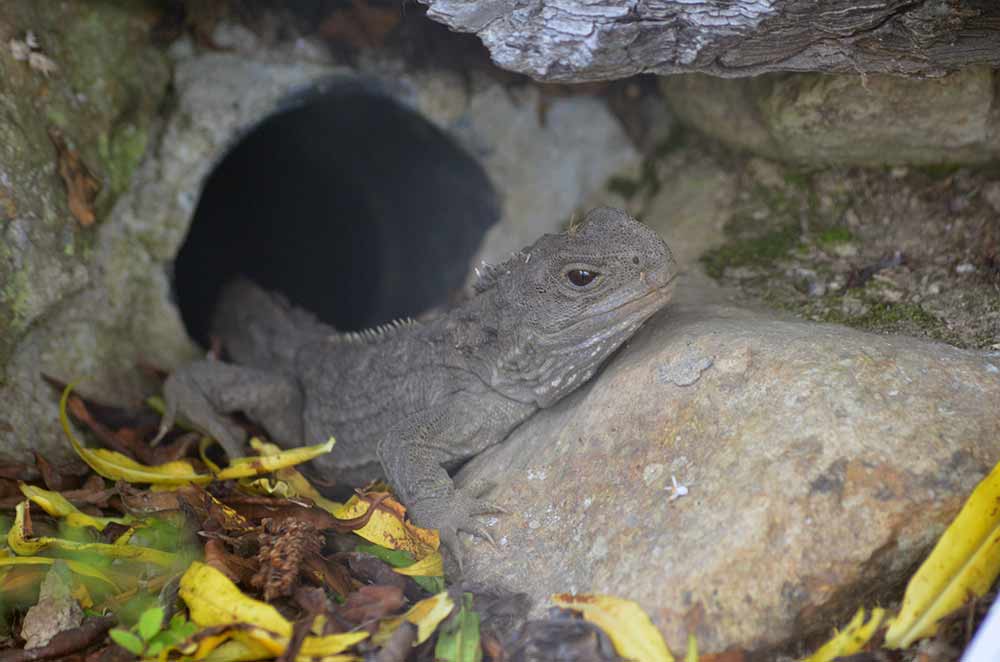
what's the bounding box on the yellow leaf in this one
[202,638,360,662]
[335,493,439,559]
[392,551,444,578]
[180,562,291,639]
[201,638,271,661]
[298,631,369,656]
[7,501,177,567]
[884,459,1000,648]
[800,607,886,662]
[179,563,368,659]
[60,383,212,486]
[0,556,120,591]
[551,594,674,662]
[374,591,454,646]
[71,580,93,609]
[685,633,697,662]
[19,484,131,531]
[248,439,344,514]
[214,438,335,480]
[180,625,282,659]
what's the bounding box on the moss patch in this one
[701,224,801,280]
[817,226,854,246]
[605,131,689,202]
[812,299,956,343]
[692,148,1000,349]
[0,0,170,371]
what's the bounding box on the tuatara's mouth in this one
[614,271,678,315]
[567,271,678,335]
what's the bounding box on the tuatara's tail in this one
[211,278,333,370]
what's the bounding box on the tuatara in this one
[157,207,677,564]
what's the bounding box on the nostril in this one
[632,256,640,265]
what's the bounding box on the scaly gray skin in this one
[157,207,677,567]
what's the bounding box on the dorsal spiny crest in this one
[330,317,418,345]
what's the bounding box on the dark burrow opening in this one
[174,79,499,347]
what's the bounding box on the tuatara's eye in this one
[566,269,599,287]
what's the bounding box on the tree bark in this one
[420,0,1000,82]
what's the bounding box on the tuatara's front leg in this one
[377,400,507,572]
[155,360,305,459]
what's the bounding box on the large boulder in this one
[457,281,1000,654]
[661,68,1000,166]
[0,1,180,460]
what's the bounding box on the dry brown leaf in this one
[0,185,17,220]
[0,616,114,662]
[340,585,405,625]
[699,651,748,662]
[116,480,182,514]
[204,539,255,585]
[32,452,85,492]
[0,462,39,482]
[48,128,100,227]
[304,555,357,599]
[319,0,400,50]
[226,494,373,533]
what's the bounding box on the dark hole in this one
[174,78,499,346]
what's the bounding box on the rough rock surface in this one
[608,133,1000,351]
[0,44,337,462]
[457,85,638,268]
[421,0,1000,82]
[20,564,83,649]
[0,1,169,369]
[661,68,1000,166]
[456,281,1000,654]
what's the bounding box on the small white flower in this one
[28,52,58,77]
[667,475,689,502]
[9,38,30,61]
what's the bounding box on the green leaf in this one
[177,621,197,638]
[137,606,164,641]
[356,543,415,567]
[145,640,164,656]
[109,629,145,655]
[148,628,182,648]
[356,543,444,593]
[435,593,482,662]
[413,575,446,594]
[169,612,187,630]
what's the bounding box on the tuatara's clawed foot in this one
[159,363,247,459]
[410,487,503,576]
[458,479,509,516]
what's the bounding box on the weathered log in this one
[420,0,1000,82]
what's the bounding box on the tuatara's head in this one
[477,207,677,407]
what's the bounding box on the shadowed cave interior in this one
[174,79,499,346]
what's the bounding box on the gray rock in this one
[661,68,1000,166]
[0,49,339,463]
[456,282,1000,654]
[20,564,83,649]
[454,84,639,270]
